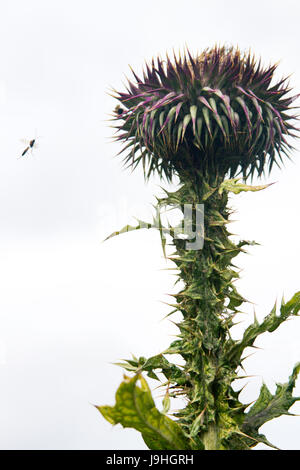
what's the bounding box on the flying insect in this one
[18,132,40,159]
[20,138,36,157]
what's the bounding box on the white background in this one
[0,0,299,450]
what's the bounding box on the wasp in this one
[18,133,40,159]
[20,139,36,157]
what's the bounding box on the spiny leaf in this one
[104,220,152,242]
[96,374,192,450]
[162,390,171,414]
[219,177,273,195]
[225,292,300,365]
[242,363,300,436]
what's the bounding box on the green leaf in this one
[103,209,172,258]
[225,292,300,365]
[162,391,171,414]
[96,374,192,450]
[189,409,206,438]
[104,220,151,242]
[219,177,273,195]
[113,361,139,372]
[242,363,300,438]
[117,352,188,385]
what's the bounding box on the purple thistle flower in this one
[111,45,299,181]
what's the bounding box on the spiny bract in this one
[112,46,299,181]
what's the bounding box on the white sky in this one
[0,0,299,450]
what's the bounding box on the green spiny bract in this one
[98,46,300,450]
[112,45,299,181]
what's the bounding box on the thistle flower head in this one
[112,46,299,181]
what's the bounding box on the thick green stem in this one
[202,423,220,450]
[160,173,246,448]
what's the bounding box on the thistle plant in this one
[96,46,300,450]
